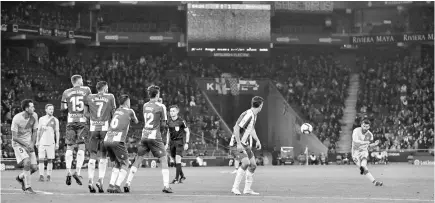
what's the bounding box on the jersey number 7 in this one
[96,102,104,117]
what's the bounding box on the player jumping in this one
[104,95,139,193]
[166,105,190,184]
[231,96,264,195]
[12,99,39,194]
[36,104,59,182]
[351,119,383,186]
[124,85,173,193]
[85,81,116,193]
[61,75,92,186]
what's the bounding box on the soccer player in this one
[12,99,39,194]
[104,95,138,193]
[229,133,252,174]
[36,104,59,182]
[85,81,116,193]
[351,119,383,186]
[124,85,173,193]
[231,96,264,195]
[166,105,190,184]
[61,75,92,186]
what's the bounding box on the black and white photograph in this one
[0,1,433,203]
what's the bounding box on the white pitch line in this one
[1,188,54,195]
[0,190,433,202]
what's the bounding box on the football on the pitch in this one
[300,123,313,134]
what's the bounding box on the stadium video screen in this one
[187,3,271,57]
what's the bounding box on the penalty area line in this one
[0,191,432,202]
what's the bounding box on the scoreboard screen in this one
[187,3,271,57]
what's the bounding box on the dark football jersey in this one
[61,86,92,123]
[85,93,116,131]
[168,117,187,141]
[141,101,167,140]
[105,107,137,143]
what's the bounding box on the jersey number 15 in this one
[70,96,84,112]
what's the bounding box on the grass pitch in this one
[1,164,434,203]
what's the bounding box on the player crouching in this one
[36,104,60,182]
[105,95,139,193]
[351,119,383,186]
[231,96,264,195]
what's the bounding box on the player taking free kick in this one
[61,75,92,186]
[85,81,117,193]
[12,99,39,194]
[351,119,383,186]
[104,95,139,193]
[36,104,59,182]
[231,96,264,195]
[124,85,173,193]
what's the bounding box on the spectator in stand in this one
[1,2,78,30]
[342,153,350,165]
[355,52,434,151]
[336,153,342,165]
[319,152,327,165]
[308,152,318,165]
[297,153,306,165]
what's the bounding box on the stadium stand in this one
[1,1,433,163]
[354,47,434,151]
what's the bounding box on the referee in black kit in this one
[165,105,190,184]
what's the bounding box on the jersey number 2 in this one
[70,96,84,112]
[143,113,154,129]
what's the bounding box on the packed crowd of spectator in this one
[274,52,349,152]
[355,50,434,151]
[1,50,231,159]
[2,46,433,160]
[1,2,78,30]
[1,46,351,159]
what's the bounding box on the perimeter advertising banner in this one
[272,33,349,45]
[97,32,181,43]
[1,23,94,41]
[1,159,19,171]
[140,157,233,167]
[350,33,434,44]
[272,32,433,45]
